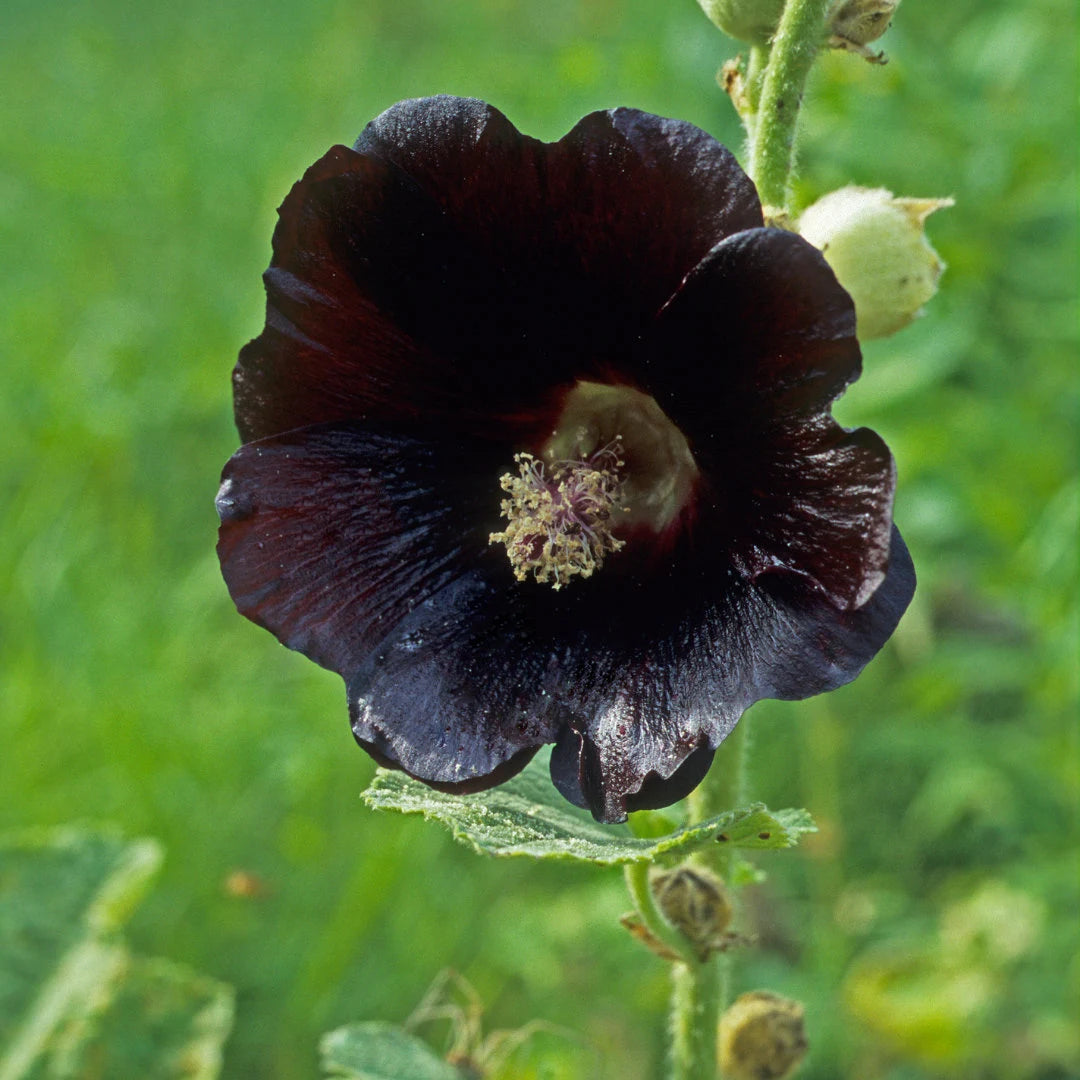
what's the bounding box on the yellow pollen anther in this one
[489,439,628,589]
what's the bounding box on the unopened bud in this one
[828,0,899,62]
[719,991,808,1080]
[652,866,734,961]
[797,186,953,340]
[696,0,784,46]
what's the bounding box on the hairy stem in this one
[623,862,694,965]
[743,42,770,147]
[625,864,719,1075]
[670,957,722,1080]
[686,717,753,837]
[749,0,831,209]
[669,719,756,1079]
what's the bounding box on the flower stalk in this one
[749,0,832,211]
[743,43,770,144]
[623,863,695,966]
[624,863,721,1077]
[670,957,723,1080]
[669,720,753,1078]
[661,4,842,1074]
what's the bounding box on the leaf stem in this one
[749,0,831,209]
[623,862,694,965]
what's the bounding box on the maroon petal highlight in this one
[733,423,896,610]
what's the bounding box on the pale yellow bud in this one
[797,186,953,340]
[696,0,785,46]
[719,991,808,1080]
[830,0,899,47]
[828,0,900,61]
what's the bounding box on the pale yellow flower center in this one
[490,381,699,589]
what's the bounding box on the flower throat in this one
[490,381,700,589]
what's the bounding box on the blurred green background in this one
[2,0,1077,1076]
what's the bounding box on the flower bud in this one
[719,991,809,1080]
[696,0,784,46]
[652,866,734,961]
[797,186,953,340]
[828,0,900,61]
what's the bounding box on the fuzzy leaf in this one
[0,826,163,1079]
[0,827,233,1080]
[321,1022,461,1080]
[362,756,815,865]
[23,954,233,1080]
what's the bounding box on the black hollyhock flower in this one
[216,96,915,824]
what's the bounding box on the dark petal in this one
[542,616,743,823]
[646,227,861,431]
[627,744,718,812]
[357,96,763,326]
[543,526,914,822]
[236,98,763,444]
[348,573,563,788]
[727,421,897,611]
[639,226,889,608]
[749,524,916,700]
[343,521,911,822]
[234,137,586,445]
[551,729,716,816]
[216,423,501,677]
[359,733,540,796]
[232,146,499,443]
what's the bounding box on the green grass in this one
[2,0,1077,1077]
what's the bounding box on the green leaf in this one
[0,826,233,1080]
[321,1022,462,1080]
[729,857,768,888]
[24,954,234,1080]
[709,806,817,850]
[0,826,163,1080]
[362,754,815,865]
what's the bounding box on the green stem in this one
[670,958,722,1080]
[749,0,831,209]
[624,864,720,1075]
[623,863,694,965]
[674,718,755,1079]
[686,717,753,836]
[744,43,770,145]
